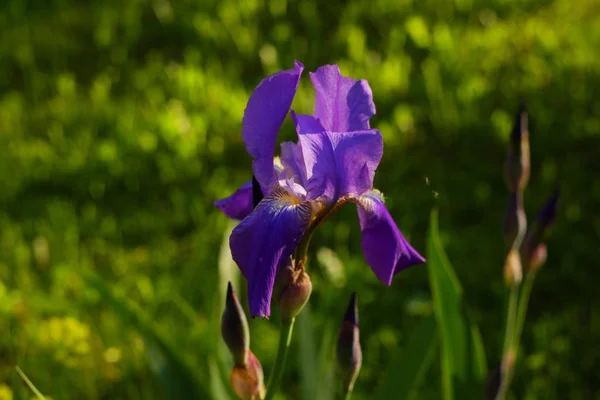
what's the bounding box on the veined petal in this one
[215,181,254,220]
[230,187,313,317]
[310,65,375,132]
[290,111,325,134]
[354,191,425,285]
[296,129,383,201]
[243,61,304,188]
[280,141,307,187]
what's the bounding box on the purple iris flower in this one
[215,61,425,317]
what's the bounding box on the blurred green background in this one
[1,0,599,398]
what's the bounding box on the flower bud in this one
[504,105,530,192]
[336,293,362,394]
[485,363,502,400]
[504,191,527,249]
[276,262,312,322]
[222,282,250,367]
[230,350,266,400]
[528,243,547,272]
[521,190,559,271]
[503,248,523,286]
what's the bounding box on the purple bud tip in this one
[222,281,250,367]
[226,281,234,303]
[252,176,263,208]
[537,189,560,226]
[337,292,362,393]
[485,363,503,400]
[510,104,528,141]
[343,293,358,325]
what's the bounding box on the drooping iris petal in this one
[310,65,376,132]
[229,187,313,317]
[295,128,383,201]
[215,181,254,220]
[354,191,425,285]
[242,61,304,188]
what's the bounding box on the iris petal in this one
[354,191,425,285]
[280,141,307,187]
[243,61,304,188]
[214,181,254,220]
[310,65,375,132]
[229,187,313,317]
[294,127,383,201]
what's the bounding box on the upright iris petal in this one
[354,191,425,285]
[296,129,383,201]
[279,141,307,187]
[310,65,376,132]
[242,61,304,189]
[230,188,313,317]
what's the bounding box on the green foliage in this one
[427,210,487,399]
[375,315,437,400]
[0,0,598,398]
[15,367,46,400]
[81,272,207,399]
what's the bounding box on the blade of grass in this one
[374,315,438,400]
[314,323,336,400]
[297,304,318,400]
[15,367,45,400]
[81,271,207,399]
[427,210,487,400]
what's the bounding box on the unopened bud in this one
[504,191,527,249]
[336,293,362,394]
[222,282,250,367]
[276,262,312,322]
[503,249,523,286]
[230,350,266,400]
[528,243,547,272]
[485,363,502,400]
[504,105,530,192]
[521,190,559,271]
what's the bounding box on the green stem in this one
[513,271,537,355]
[501,283,520,361]
[343,390,353,400]
[265,318,296,400]
[495,271,537,400]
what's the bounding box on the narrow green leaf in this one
[375,315,438,400]
[216,220,241,398]
[218,220,240,303]
[209,357,233,400]
[15,367,45,400]
[296,305,318,400]
[81,272,208,399]
[11,365,24,400]
[314,323,336,400]
[427,210,487,400]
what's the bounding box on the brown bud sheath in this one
[277,262,312,322]
[222,282,250,367]
[504,191,527,250]
[503,248,523,286]
[230,350,266,400]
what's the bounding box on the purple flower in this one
[215,61,425,317]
